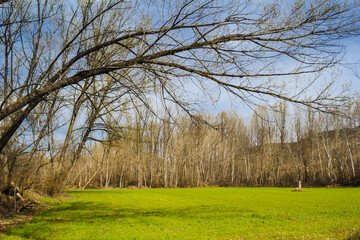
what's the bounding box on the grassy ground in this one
[1,187,359,239]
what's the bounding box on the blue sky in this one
[197,38,360,121]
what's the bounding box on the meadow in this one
[1,187,359,239]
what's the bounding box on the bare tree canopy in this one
[0,0,360,183]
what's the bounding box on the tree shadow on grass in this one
[2,200,256,239]
[6,200,356,240]
[38,200,249,221]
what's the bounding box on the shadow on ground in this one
[1,200,244,239]
[2,200,358,240]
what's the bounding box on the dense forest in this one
[9,101,357,193]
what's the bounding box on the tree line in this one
[26,102,358,192]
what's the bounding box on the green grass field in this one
[1,187,359,239]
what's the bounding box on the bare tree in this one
[1,0,360,195]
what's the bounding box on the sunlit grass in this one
[2,187,360,239]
